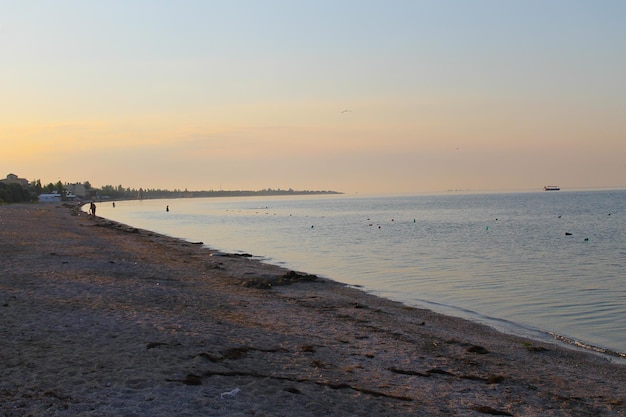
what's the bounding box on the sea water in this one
[94,190,626,360]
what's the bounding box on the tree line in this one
[0,178,340,204]
[98,186,341,200]
[0,179,72,204]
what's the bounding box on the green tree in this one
[0,183,8,203]
[0,182,33,203]
[31,179,43,195]
[42,183,56,193]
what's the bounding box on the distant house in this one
[1,173,29,187]
[65,183,87,198]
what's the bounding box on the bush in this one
[0,182,35,203]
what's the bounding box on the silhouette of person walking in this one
[89,202,96,216]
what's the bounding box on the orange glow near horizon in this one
[2,2,625,193]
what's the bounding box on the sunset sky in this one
[2,1,625,195]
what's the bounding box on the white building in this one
[38,192,62,203]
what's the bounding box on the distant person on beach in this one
[166,205,169,212]
[89,202,96,216]
[112,202,115,208]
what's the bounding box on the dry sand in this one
[1,203,624,416]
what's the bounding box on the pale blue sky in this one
[2,1,625,193]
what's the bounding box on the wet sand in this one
[1,203,625,416]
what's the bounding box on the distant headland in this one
[0,173,341,204]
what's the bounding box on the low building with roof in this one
[1,173,29,187]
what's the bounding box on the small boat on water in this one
[544,185,560,191]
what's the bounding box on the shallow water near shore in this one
[95,190,626,359]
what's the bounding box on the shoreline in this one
[1,203,625,416]
[92,198,626,363]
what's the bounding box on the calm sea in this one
[94,190,626,360]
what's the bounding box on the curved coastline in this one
[2,203,625,416]
[91,201,626,363]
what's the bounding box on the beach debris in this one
[282,270,318,282]
[487,375,506,384]
[211,252,253,258]
[466,345,490,354]
[220,387,241,399]
[460,374,506,384]
[565,232,573,236]
[146,342,167,349]
[182,374,202,386]
[388,367,430,377]
[240,270,318,289]
[470,405,513,416]
[523,342,549,353]
[426,368,454,376]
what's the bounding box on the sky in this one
[2,1,625,195]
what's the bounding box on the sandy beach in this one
[1,203,624,416]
